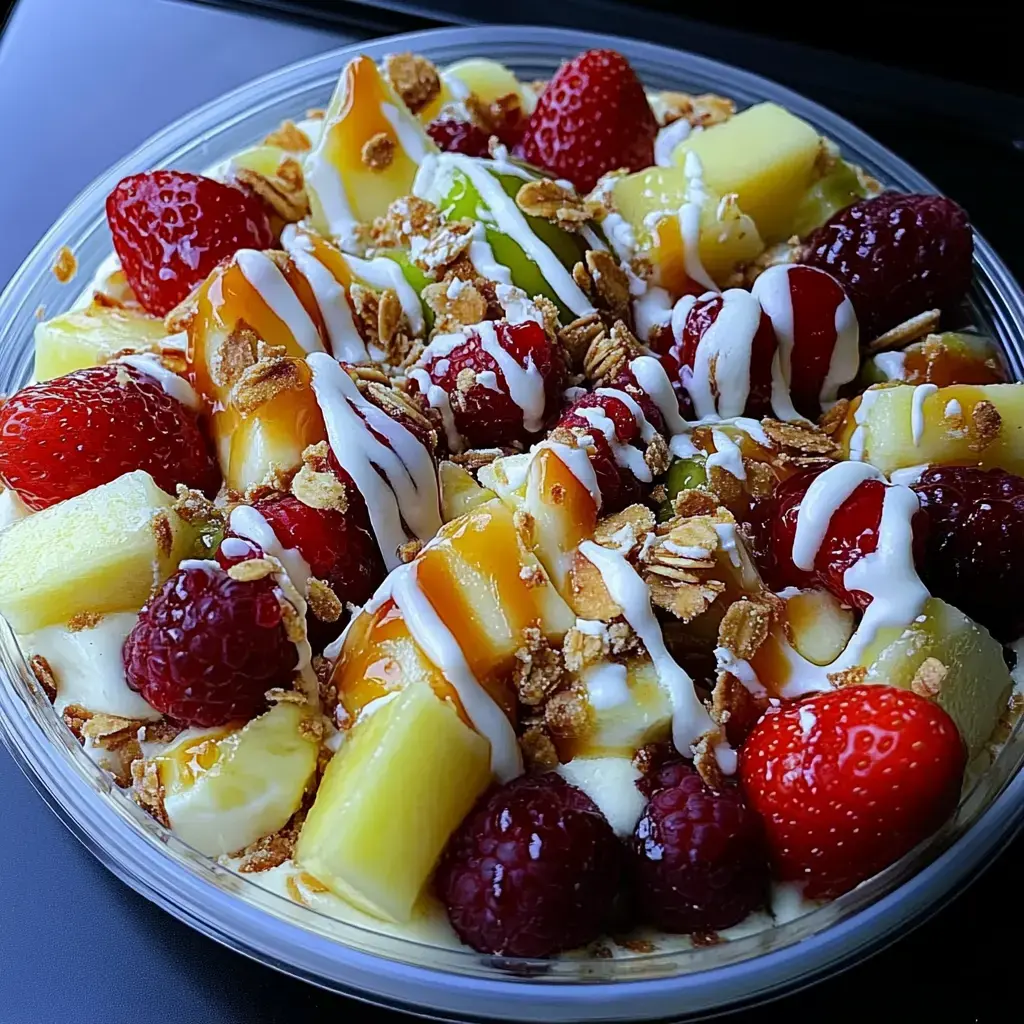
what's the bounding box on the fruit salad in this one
[1,45,1022,961]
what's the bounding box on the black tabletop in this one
[0,1,1019,1021]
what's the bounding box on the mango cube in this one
[296,681,491,922]
[0,471,195,634]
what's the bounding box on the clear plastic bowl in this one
[1,25,1023,1022]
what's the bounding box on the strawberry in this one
[106,170,273,316]
[0,364,219,510]
[516,49,658,192]
[739,685,965,898]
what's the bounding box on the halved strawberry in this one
[516,49,658,192]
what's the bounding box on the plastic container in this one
[1,25,1023,1022]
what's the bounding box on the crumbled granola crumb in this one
[969,400,1001,451]
[277,595,306,645]
[617,937,656,954]
[718,599,773,660]
[52,246,76,283]
[30,655,58,703]
[263,119,311,151]
[545,684,590,738]
[130,758,169,827]
[828,665,868,688]
[370,194,441,248]
[235,811,305,872]
[710,671,768,746]
[514,629,566,706]
[656,90,734,128]
[819,398,851,437]
[519,724,559,772]
[413,220,475,274]
[562,625,609,674]
[398,539,423,564]
[67,610,103,633]
[574,250,632,325]
[910,657,947,698]
[865,309,941,355]
[361,132,396,171]
[519,564,547,588]
[233,165,308,223]
[607,620,640,656]
[515,179,598,231]
[384,52,441,115]
[291,460,348,513]
[692,732,726,791]
[150,510,174,558]
[231,354,304,415]
[173,485,224,528]
[306,578,343,624]
[227,557,277,582]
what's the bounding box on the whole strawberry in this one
[123,563,298,726]
[0,364,219,510]
[740,685,965,898]
[801,193,972,340]
[517,49,658,192]
[107,170,273,316]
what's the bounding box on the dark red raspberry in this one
[557,392,651,512]
[0,364,219,510]
[635,754,696,799]
[106,170,273,316]
[913,466,1024,642]
[435,774,622,957]
[630,771,768,933]
[802,192,973,340]
[419,320,566,450]
[605,368,668,437]
[426,116,491,157]
[122,564,298,726]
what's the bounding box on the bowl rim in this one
[2,23,1023,1021]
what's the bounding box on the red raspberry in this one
[740,685,965,898]
[635,752,695,799]
[605,368,668,437]
[769,468,926,609]
[913,466,1024,642]
[0,364,219,510]
[517,49,658,191]
[630,770,768,933]
[654,291,776,419]
[435,774,622,957]
[557,392,651,512]
[418,320,566,450]
[426,116,491,157]
[802,193,973,340]
[106,170,273,316]
[122,564,298,727]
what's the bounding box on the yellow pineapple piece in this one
[672,102,822,243]
[304,55,437,246]
[34,304,168,381]
[613,168,763,288]
[439,460,496,522]
[0,471,195,634]
[296,681,491,922]
[158,702,319,857]
[443,57,525,106]
[839,383,1024,475]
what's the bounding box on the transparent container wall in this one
[2,26,1023,1023]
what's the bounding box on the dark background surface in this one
[0,1,1020,1021]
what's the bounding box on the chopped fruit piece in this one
[158,701,319,857]
[517,48,657,191]
[656,289,776,419]
[425,116,491,157]
[862,598,1013,758]
[439,460,496,522]
[33,305,169,381]
[802,193,973,339]
[613,167,763,287]
[630,764,768,933]
[783,588,855,667]
[740,685,966,898]
[672,102,822,243]
[297,681,491,923]
[659,456,707,520]
[443,57,527,109]
[0,364,219,511]
[912,466,1024,642]
[417,320,566,449]
[0,471,195,634]
[788,157,869,239]
[861,332,1007,388]
[252,493,385,608]
[751,263,859,418]
[304,56,436,245]
[436,773,622,956]
[122,563,299,726]
[106,171,273,316]
[839,383,1024,476]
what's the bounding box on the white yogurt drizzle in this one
[279,225,369,362]
[382,561,522,781]
[407,368,462,453]
[911,383,939,445]
[847,387,883,462]
[117,353,201,411]
[677,152,719,293]
[654,117,693,168]
[467,222,513,286]
[578,540,725,766]
[344,254,425,337]
[307,353,441,570]
[234,249,324,355]
[413,154,594,318]
[872,350,907,381]
[380,102,431,163]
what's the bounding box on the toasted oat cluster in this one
[1,45,1021,960]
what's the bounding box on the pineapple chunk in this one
[840,383,1024,475]
[443,58,525,106]
[159,702,319,857]
[439,460,496,522]
[672,102,822,243]
[304,55,436,245]
[785,589,855,666]
[862,598,1012,758]
[34,305,168,381]
[0,471,195,634]
[296,681,491,922]
[613,168,763,287]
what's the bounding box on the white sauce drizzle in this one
[654,117,693,167]
[344,255,424,337]
[678,152,719,293]
[751,264,805,423]
[632,285,674,342]
[911,383,939,445]
[872,350,907,381]
[538,440,602,509]
[307,353,441,569]
[379,102,431,163]
[118,353,201,411]
[706,428,746,481]
[407,368,462,453]
[235,249,324,355]
[848,387,882,462]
